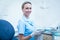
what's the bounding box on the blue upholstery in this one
[0,20,15,40]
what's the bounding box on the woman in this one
[17,1,44,40]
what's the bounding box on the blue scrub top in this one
[17,16,35,40]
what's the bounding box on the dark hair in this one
[22,1,32,9]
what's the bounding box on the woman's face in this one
[22,3,32,17]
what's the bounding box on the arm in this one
[17,20,32,40]
[18,34,31,40]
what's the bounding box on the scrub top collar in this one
[22,15,34,26]
[22,15,30,22]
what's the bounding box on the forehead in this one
[24,3,32,8]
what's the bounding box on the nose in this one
[28,8,31,11]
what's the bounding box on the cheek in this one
[25,10,32,13]
[23,9,32,15]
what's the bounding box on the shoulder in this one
[18,17,26,25]
[18,20,25,24]
[17,19,26,29]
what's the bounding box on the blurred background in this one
[0,0,60,36]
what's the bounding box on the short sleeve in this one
[17,20,25,34]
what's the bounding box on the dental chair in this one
[0,19,17,40]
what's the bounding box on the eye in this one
[26,8,29,9]
[26,7,32,9]
[30,8,31,9]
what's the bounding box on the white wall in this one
[0,0,20,36]
[31,0,60,28]
[0,0,60,36]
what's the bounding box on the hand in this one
[30,29,45,37]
